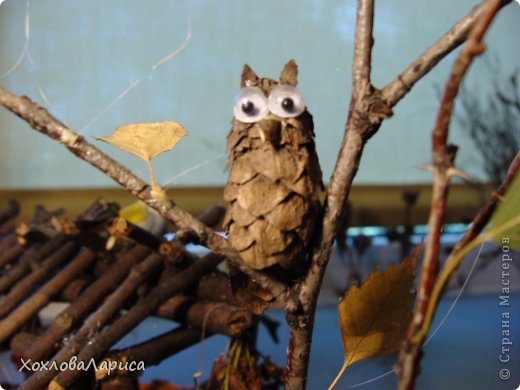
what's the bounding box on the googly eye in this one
[233,87,269,123]
[267,85,305,118]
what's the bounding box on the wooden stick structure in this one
[0,201,261,389]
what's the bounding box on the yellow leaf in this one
[120,201,149,225]
[97,121,187,161]
[329,245,420,389]
[96,121,187,199]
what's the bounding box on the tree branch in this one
[382,0,512,107]
[19,252,166,390]
[352,0,374,93]
[97,327,204,383]
[0,241,79,318]
[49,253,223,389]
[397,1,506,388]
[283,0,511,388]
[0,248,97,344]
[284,1,377,388]
[447,151,519,263]
[24,245,151,362]
[0,234,68,294]
[156,296,254,337]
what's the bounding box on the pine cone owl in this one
[223,60,323,310]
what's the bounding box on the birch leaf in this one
[329,245,420,389]
[97,121,187,161]
[96,121,187,199]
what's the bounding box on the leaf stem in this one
[145,158,159,195]
[328,359,349,390]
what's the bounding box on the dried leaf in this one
[97,121,186,161]
[97,121,186,198]
[329,246,420,389]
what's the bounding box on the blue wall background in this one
[0,0,519,189]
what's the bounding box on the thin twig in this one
[397,1,506,389]
[382,0,511,107]
[352,0,374,93]
[0,248,97,344]
[0,241,24,268]
[0,234,68,294]
[156,296,253,336]
[19,253,165,390]
[49,253,223,389]
[97,327,203,382]
[24,245,151,362]
[416,154,519,342]
[0,241,79,318]
[446,152,519,265]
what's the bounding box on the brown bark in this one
[98,327,203,382]
[99,376,139,390]
[25,245,151,362]
[397,1,507,389]
[197,272,238,305]
[0,1,513,388]
[19,252,165,390]
[0,241,24,267]
[0,248,97,344]
[0,233,68,294]
[196,204,226,229]
[106,217,162,251]
[10,331,38,354]
[0,221,17,238]
[0,241,79,318]
[48,253,222,389]
[61,276,91,302]
[157,296,254,336]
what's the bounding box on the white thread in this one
[161,154,226,188]
[78,0,193,134]
[0,0,30,80]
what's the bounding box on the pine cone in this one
[223,60,322,312]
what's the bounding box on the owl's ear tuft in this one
[280,59,298,86]
[241,64,259,87]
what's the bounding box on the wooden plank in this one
[0,184,494,227]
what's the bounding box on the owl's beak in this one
[258,119,281,144]
[259,128,266,143]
